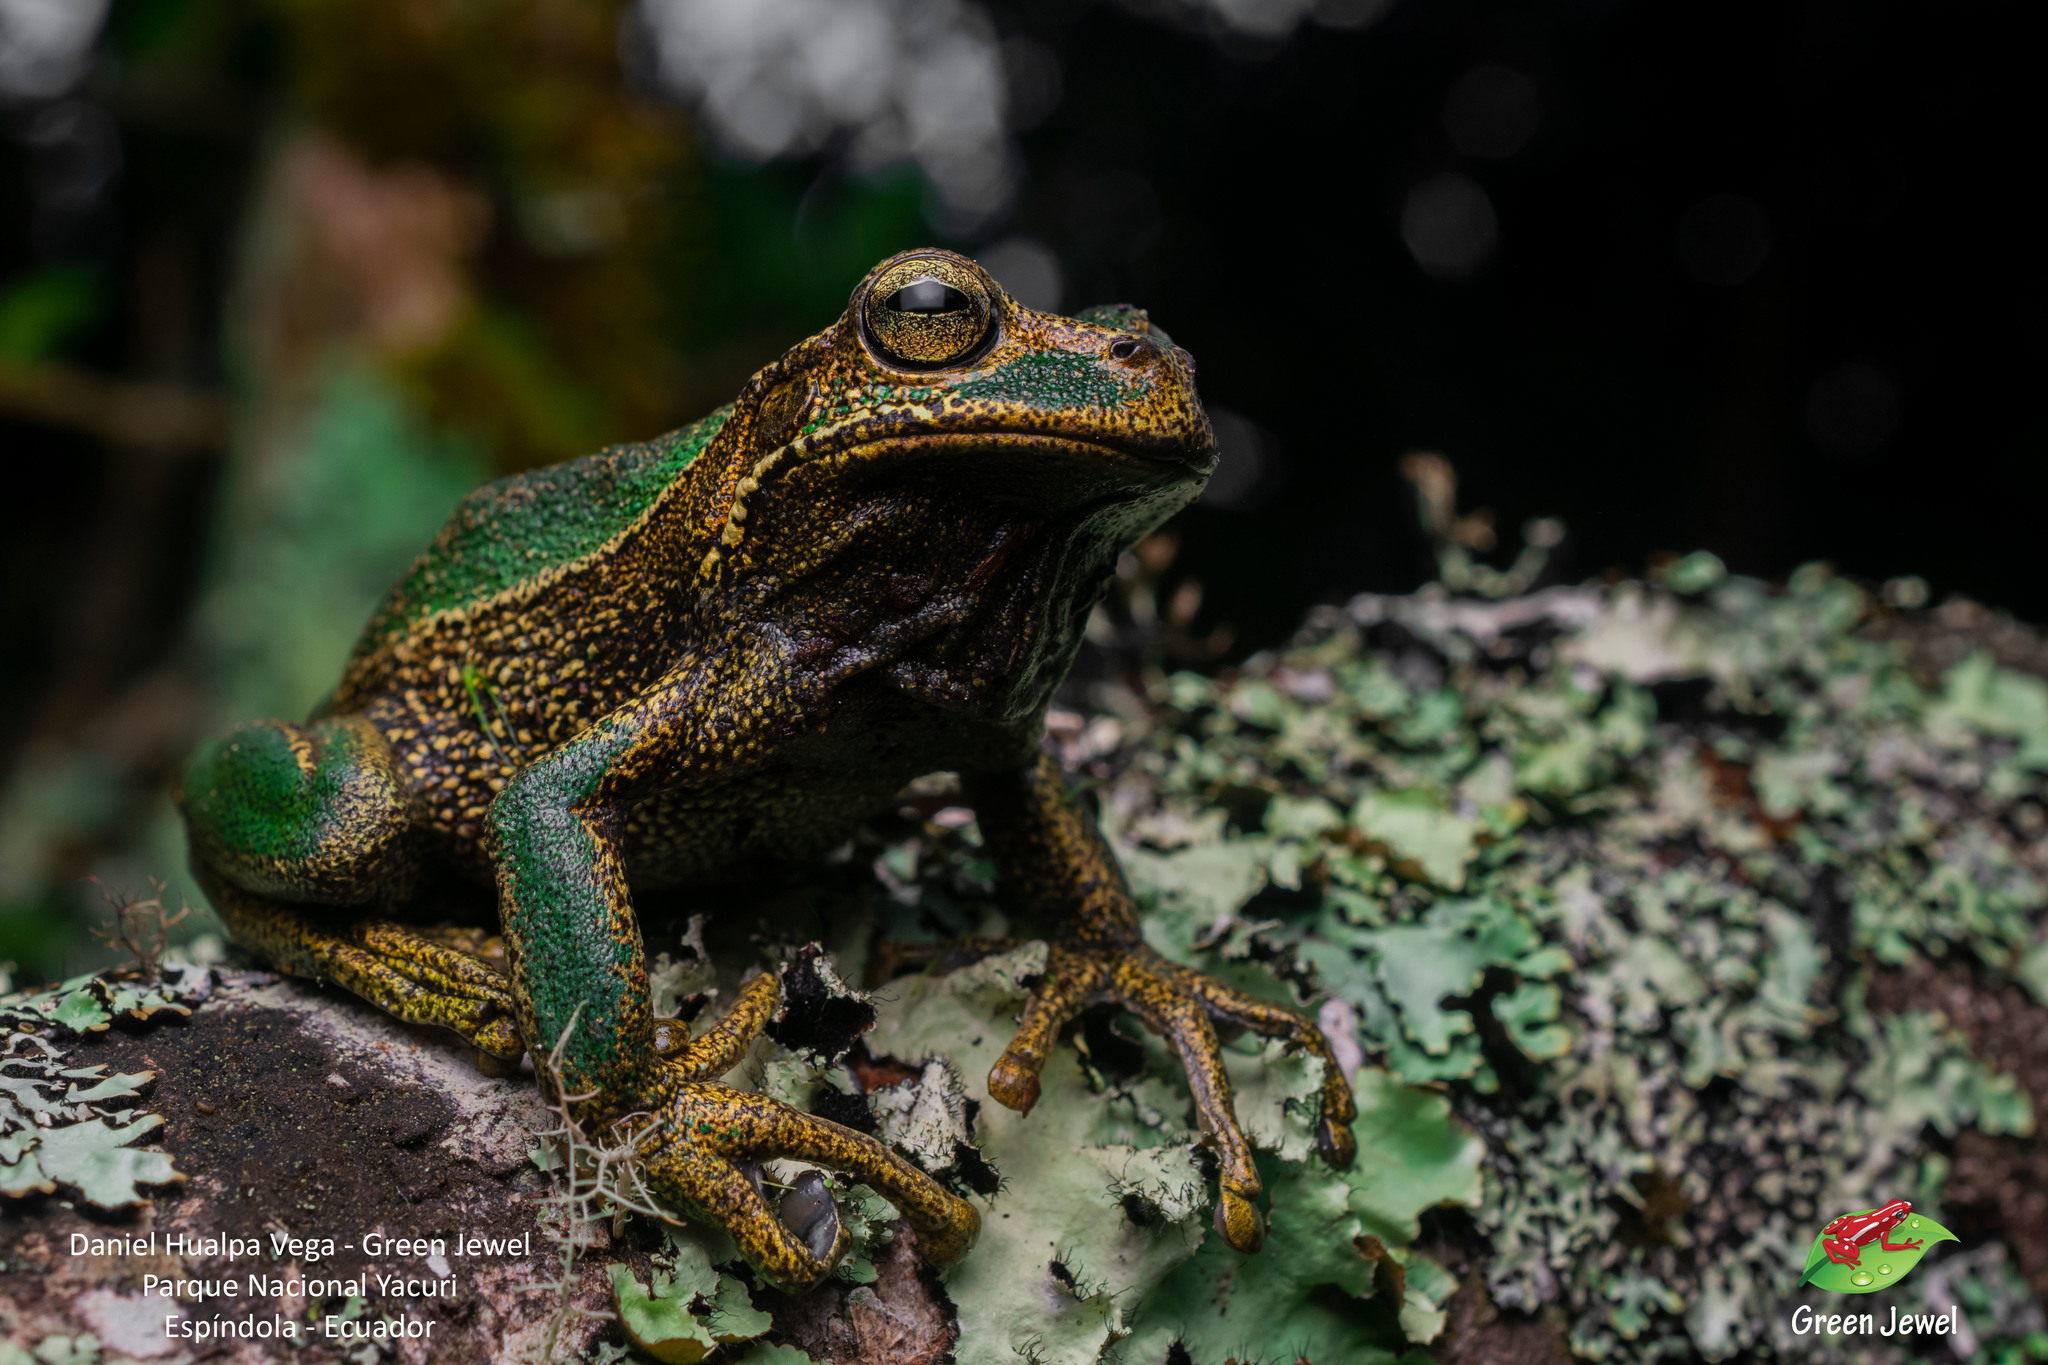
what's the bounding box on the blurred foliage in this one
[0,267,106,363]
[268,0,689,470]
[257,0,956,471]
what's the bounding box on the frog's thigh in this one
[182,715,419,904]
[183,717,520,1061]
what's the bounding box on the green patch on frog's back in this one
[360,407,730,646]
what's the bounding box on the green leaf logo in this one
[1798,1210,1959,1293]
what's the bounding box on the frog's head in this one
[695,248,1215,585]
[688,248,1216,716]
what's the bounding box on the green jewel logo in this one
[1797,1200,1959,1293]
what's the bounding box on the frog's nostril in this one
[1108,337,1144,361]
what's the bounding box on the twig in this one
[0,360,228,453]
[525,1004,682,1364]
[88,878,191,980]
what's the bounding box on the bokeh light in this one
[637,0,1017,230]
[1400,170,1499,280]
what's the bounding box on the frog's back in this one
[340,408,729,678]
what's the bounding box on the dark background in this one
[1009,0,2042,645]
[0,0,2040,977]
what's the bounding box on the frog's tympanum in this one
[179,250,1357,1288]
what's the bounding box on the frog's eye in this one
[862,258,994,369]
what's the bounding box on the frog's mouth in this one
[830,428,1211,473]
[701,428,1212,580]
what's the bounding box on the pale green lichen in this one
[0,964,200,1207]
[839,561,2047,1362]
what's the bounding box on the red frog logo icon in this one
[1820,1199,1923,1266]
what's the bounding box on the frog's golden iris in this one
[861,252,995,368]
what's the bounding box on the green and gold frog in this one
[178,249,1357,1289]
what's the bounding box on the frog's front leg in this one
[487,692,979,1290]
[967,752,1359,1254]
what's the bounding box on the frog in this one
[177,248,1358,1291]
[1819,1199,1922,1266]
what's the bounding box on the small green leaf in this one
[65,1072,153,1104]
[730,1346,819,1365]
[31,1114,184,1208]
[1493,981,1573,1061]
[51,990,111,1035]
[654,1228,723,1304]
[699,1275,771,1342]
[1796,1212,1960,1293]
[609,1264,717,1364]
[1659,550,1726,594]
[1265,794,1346,841]
[1363,897,1540,1055]
[1351,787,1481,890]
[1400,1251,1459,1344]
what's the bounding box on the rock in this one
[0,970,606,1364]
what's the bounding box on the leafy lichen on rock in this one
[0,966,203,1208]
[996,563,2047,1363]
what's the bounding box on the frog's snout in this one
[1102,331,1182,372]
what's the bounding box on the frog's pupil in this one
[888,279,969,314]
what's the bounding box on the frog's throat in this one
[697,429,1208,580]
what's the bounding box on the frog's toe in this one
[1126,963,1267,1253]
[1155,955,1359,1171]
[986,946,1111,1116]
[197,878,524,1069]
[646,1079,980,1287]
[643,1142,848,1292]
[1316,1113,1358,1168]
[775,1169,845,1265]
[730,1095,982,1268]
[1215,1186,1267,1254]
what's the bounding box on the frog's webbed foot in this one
[985,940,1358,1254]
[630,973,981,1292]
[198,874,524,1065]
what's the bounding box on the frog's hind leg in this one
[180,716,522,1065]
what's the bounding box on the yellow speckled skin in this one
[177,250,1356,1287]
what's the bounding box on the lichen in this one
[0,961,204,1208]
[855,559,2047,1362]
